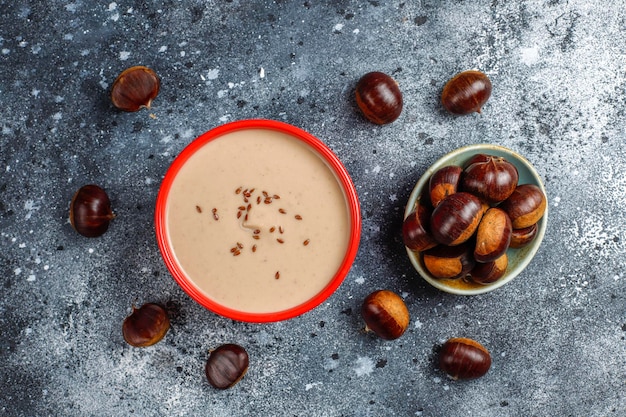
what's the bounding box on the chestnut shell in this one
[355,71,403,125]
[441,70,492,115]
[122,303,170,347]
[69,184,115,237]
[439,337,491,380]
[461,155,519,204]
[205,344,249,389]
[361,290,410,340]
[430,192,485,246]
[402,202,437,252]
[111,66,160,112]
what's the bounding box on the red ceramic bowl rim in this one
[155,119,361,323]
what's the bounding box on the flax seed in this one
[295,214,302,220]
[237,242,243,249]
[237,211,242,219]
[233,250,241,256]
[252,245,257,252]
[247,203,252,211]
[273,195,280,199]
[269,227,276,233]
[276,238,284,244]
[257,196,261,204]
[236,187,243,194]
[253,229,261,235]
[264,198,272,204]
[303,239,310,246]
[279,226,284,234]
[252,235,260,240]
[212,208,219,221]
[238,206,246,211]
[196,205,202,213]
[279,208,286,214]
[262,191,269,197]
[275,271,280,279]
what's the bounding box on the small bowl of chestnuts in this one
[402,144,548,295]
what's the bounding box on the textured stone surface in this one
[1,1,625,416]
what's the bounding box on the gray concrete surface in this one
[1,1,624,416]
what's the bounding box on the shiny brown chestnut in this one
[428,165,463,208]
[470,253,508,284]
[430,192,486,246]
[70,184,115,237]
[205,343,249,389]
[439,337,491,380]
[500,184,547,229]
[474,207,512,263]
[461,154,519,204]
[402,202,437,252]
[122,303,170,347]
[509,223,538,248]
[441,70,492,115]
[361,290,410,340]
[422,242,475,280]
[355,71,403,125]
[111,66,160,112]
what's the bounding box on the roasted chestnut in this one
[122,303,170,347]
[439,337,491,379]
[474,207,512,263]
[441,70,492,115]
[470,253,508,284]
[461,154,519,204]
[205,343,249,389]
[422,242,475,280]
[69,184,115,237]
[361,290,410,340]
[430,192,486,246]
[509,223,538,248]
[402,202,437,252]
[500,184,547,229]
[355,71,403,125]
[111,66,160,112]
[428,165,463,208]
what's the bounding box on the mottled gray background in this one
[1,1,625,416]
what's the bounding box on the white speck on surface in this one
[19,40,28,48]
[14,267,22,275]
[389,194,397,202]
[65,3,78,13]
[372,165,381,174]
[206,68,219,80]
[414,319,423,329]
[63,33,73,40]
[31,88,40,97]
[2,48,10,54]
[355,276,365,284]
[18,243,26,248]
[161,135,173,143]
[31,44,41,54]
[158,45,167,53]
[521,46,540,66]
[259,67,265,78]
[353,28,360,34]
[354,356,375,377]
[305,382,322,391]
[145,178,153,185]
[88,248,94,254]
[108,2,117,11]
[333,23,344,32]
[27,274,36,282]
[52,112,62,121]
[553,196,561,207]
[217,90,228,98]
[119,51,130,60]
[180,51,186,57]
[44,265,49,271]
[219,115,230,122]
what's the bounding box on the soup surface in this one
[166,128,351,313]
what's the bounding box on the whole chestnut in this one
[111,66,160,112]
[500,184,547,229]
[70,184,115,237]
[402,202,437,252]
[361,290,410,340]
[205,344,249,389]
[122,303,170,347]
[422,242,475,280]
[430,192,486,246]
[509,223,538,248]
[439,337,491,380]
[355,71,403,125]
[441,70,492,115]
[428,165,463,208]
[461,154,519,204]
[474,207,512,263]
[470,253,508,284]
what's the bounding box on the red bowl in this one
[155,119,361,322]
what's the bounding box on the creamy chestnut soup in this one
[166,129,351,313]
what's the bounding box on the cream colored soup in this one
[166,129,351,313]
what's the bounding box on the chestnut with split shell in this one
[70,184,115,237]
[441,70,492,115]
[111,66,160,112]
[500,184,547,229]
[355,71,403,125]
[428,165,463,208]
[509,223,538,248]
[474,207,512,263]
[461,154,519,204]
[422,242,475,280]
[439,337,491,379]
[205,343,249,389]
[402,202,437,252]
[361,290,410,340]
[430,192,486,246]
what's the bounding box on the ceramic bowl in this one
[404,144,548,295]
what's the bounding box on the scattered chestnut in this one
[430,192,486,246]
[428,165,463,208]
[122,303,170,347]
[441,70,492,115]
[474,207,512,263]
[111,66,160,112]
[509,223,538,248]
[470,253,508,284]
[205,344,249,389]
[500,184,547,229]
[422,242,475,280]
[355,71,403,125]
[439,337,491,380]
[461,154,519,204]
[402,202,437,252]
[69,184,115,237]
[361,290,410,340]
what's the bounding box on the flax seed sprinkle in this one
[252,235,260,240]
[276,238,284,244]
[273,195,280,199]
[279,226,284,234]
[295,214,302,220]
[269,226,276,233]
[252,245,257,252]
[275,271,280,279]
[212,208,219,221]
[237,242,243,249]
[279,208,286,214]
[236,187,243,194]
[303,239,310,246]
[253,229,261,235]
[195,205,202,213]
